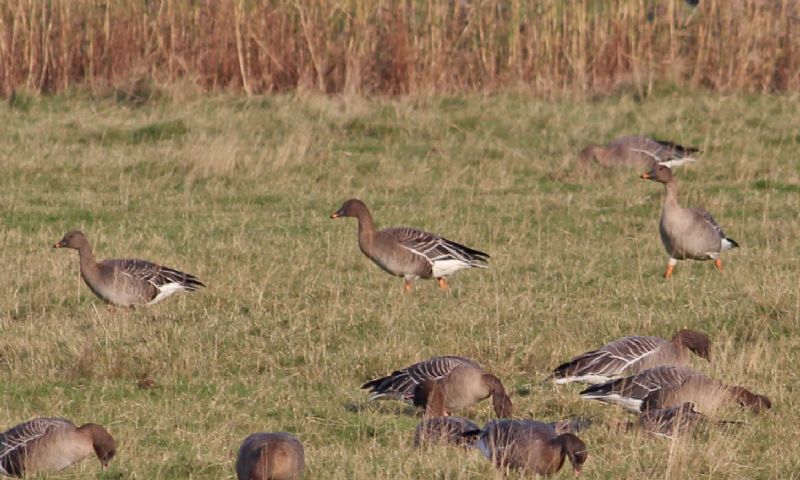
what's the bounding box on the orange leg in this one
[714,258,723,272]
[664,264,675,279]
[403,279,413,293]
[437,277,449,291]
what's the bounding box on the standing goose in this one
[361,356,481,404]
[330,199,489,292]
[580,365,771,414]
[420,365,513,418]
[54,230,205,306]
[236,432,305,480]
[641,165,739,278]
[464,419,588,476]
[580,135,699,170]
[413,416,480,448]
[0,418,115,477]
[549,329,711,384]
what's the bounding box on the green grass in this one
[1,89,799,479]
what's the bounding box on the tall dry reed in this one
[0,0,797,97]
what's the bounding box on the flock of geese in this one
[0,135,765,478]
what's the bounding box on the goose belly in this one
[659,218,719,260]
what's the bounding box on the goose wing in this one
[613,136,699,161]
[550,336,667,383]
[384,227,489,267]
[0,418,74,476]
[108,259,205,291]
[689,208,725,237]
[362,356,481,400]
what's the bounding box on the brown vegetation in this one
[1,0,799,97]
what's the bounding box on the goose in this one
[636,402,709,438]
[636,402,744,438]
[0,418,115,477]
[463,419,588,476]
[361,356,481,404]
[54,230,205,306]
[419,365,512,418]
[580,135,699,170]
[236,432,305,480]
[640,165,739,278]
[413,416,479,448]
[580,365,771,414]
[330,199,489,292]
[549,329,711,384]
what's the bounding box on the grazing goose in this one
[580,135,699,170]
[0,418,115,477]
[362,356,481,404]
[54,230,205,306]
[464,420,588,476]
[419,365,513,418]
[413,416,480,447]
[636,402,709,438]
[641,165,739,278]
[236,432,305,480]
[549,329,711,384]
[580,365,771,414]
[636,402,744,438]
[330,199,489,292]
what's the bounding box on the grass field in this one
[1,89,799,479]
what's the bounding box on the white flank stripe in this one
[555,374,615,385]
[658,157,697,168]
[582,393,643,412]
[147,282,186,305]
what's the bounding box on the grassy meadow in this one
[1,89,799,478]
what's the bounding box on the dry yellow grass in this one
[1,0,799,96]
[0,90,798,478]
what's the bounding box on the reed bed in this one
[1,0,798,97]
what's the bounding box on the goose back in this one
[413,417,479,448]
[0,418,114,477]
[362,356,480,401]
[236,432,305,480]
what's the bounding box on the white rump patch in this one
[721,238,736,251]
[147,282,186,305]
[432,259,471,278]
[555,374,615,385]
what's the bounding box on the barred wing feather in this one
[0,418,73,476]
[551,336,667,383]
[362,356,481,400]
[386,227,489,267]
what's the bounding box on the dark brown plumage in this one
[413,416,480,448]
[330,199,489,292]
[236,432,305,480]
[465,419,588,476]
[54,230,204,306]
